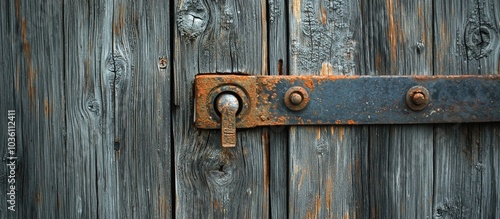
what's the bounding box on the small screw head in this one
[284,86,309,111]
[406,86,430,111]
[412,92,426,105]
[159,57,168,69]
[289,92,303,105]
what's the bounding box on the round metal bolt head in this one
[207,84,250,121]
[290,92,303,105]
[412,92,426,105]
[216,93,240,114]
[158,57,168,69]
[406,86,430,111]
[284,86,310,111]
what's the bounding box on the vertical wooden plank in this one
[479,124,500,217]
[0,0,16,217]
[289,126,368,218]
[64,0,117,217]
[361,1,435,218]
[288,0,369,218]
[7,0,66,217]
[268,0,288,218]
[433,1,500,217]
[368,125,434,218]
[112,0,172,217]
[174,0,269,218]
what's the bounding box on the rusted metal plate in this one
[195,74,500,129]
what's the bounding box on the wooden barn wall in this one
[0,0,498,218]
[1,0,172,218]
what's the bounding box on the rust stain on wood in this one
[343,211,350,219]
[293,0,301,22]
[44,98,51,117]
[338,127,344,142]
[417,2,426,44]
[298,168,307,191]
[320,62,333,76]
[325,177,333,213]
[35,192,43,205]
[305,207,315,219]
[440,21,447,50]
[320,5,327,24]
[84,57,91,92]
[21,18,36,110]
[159,195,167,219]
[386,0,397,73]
[417,2,422,21]
[262,130,270,219]
[15,0,20,19]
[316,128,321,140]
[214,199,219,209]
[315,194,321,217]
[114,3,125,35]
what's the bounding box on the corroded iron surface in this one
[195,74,500,129]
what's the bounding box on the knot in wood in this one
[177,0,208,40]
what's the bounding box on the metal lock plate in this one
[195,74,500,146]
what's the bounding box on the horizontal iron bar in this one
[195,74,500,129]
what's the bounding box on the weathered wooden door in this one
[1,0,499,218]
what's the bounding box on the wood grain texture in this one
[1,0,499,218]
[289,126,369,218]
[1,0,173,217]
[288,0,367,218]
[173,0,269,218]
[64,0,115,217]
[433,1,500,218]
[0,0,67,218]
[112,1,172,218]
[361,1,434,218]
[289,0,437,218]
[0,0,17,217]
[268,0,288,218]
[10,0,66,218]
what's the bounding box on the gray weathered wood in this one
[0,0,17,217]
[289,0,438,217]
[361,1,435,218]
[2,0,500,218]
[173,0,269,218]
[64,0,115,217]
[288,0,368,218]
[433,1,500,218]
[3,0,67,218]
[289,126,369,218]
[111,0,172,217]
[1,0,173,217]
[268,0,289,218]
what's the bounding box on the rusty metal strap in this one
[195,74,500,129]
